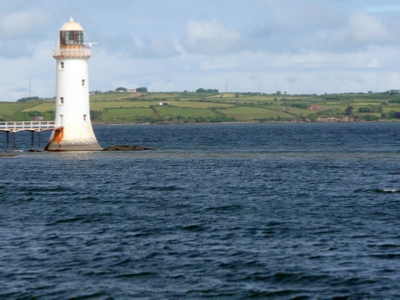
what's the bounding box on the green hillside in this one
[1,90,400,123]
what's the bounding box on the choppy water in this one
[1,123,400,298]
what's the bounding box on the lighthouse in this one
[45,18,102,151]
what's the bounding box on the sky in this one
[1,0,400,101]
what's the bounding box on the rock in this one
[341,116,354,122]
[313,116,359,122]
[102,145,155,151]
[0,153,17,158]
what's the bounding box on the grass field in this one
[90,92,139,101]
[167,101,234,109]
[219,106,293,121]
[0,102,41,116]
[2,91,400,123]
[91,101,160,110]
[155,106,217,118]
[102,107,154,122]
[22,101,55,112]
[273,106,312,117]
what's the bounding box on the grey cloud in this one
[0,40,35,58]
[132,37,180,59]
[0,8,53,58]
[181,19,241,55]
[180,2,400,56]
[240,3,400,54]
[94,33,180,59]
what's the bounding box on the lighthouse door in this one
[60,114,64,126]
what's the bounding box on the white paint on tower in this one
[45,17,102,151]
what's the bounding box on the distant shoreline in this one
[4,91,400,124]
[92,120,399,126]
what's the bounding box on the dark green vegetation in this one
[2,90,400,123]
[16,96,41,102]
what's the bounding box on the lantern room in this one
[54,17,91,59]
[59,17,85,48]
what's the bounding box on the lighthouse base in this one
[45,126,102,151]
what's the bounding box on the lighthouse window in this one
[62,31,84,45]
[83,114,87,121]
[76,32,84,44]
[60,97,64,105]
[82,79,85,86]
[60,62,64,69]
[67,31,75,44]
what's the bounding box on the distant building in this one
[128,89,137,93]
[308,105,324,110]
[158,102,169,106]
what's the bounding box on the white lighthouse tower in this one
[45,17,102,151]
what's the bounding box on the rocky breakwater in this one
[0,153,17,158]
[102,145,155,151]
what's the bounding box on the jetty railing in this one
[0,121,56,132]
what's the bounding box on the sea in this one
[1,122,400,299]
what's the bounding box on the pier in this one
[0,121,56,152]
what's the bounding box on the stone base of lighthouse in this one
[45,124,102,151]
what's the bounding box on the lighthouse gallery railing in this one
[53,48,91,58]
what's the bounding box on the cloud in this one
[86,0,129,7]
[200,60,238,70]
[94,33,180,59]
[132,37,180,59]
[0,40,36,58]
[241,4,400,55]
[336,11,393,45]
[242,2,346,53]
[0,8,52,58]
[183,20,241,55]
[253,0,282,6]
[0,9,50,39]
[3,0,400,101]
[365,5,400,13]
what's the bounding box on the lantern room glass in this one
[60,31,84,46]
